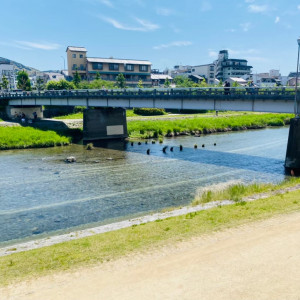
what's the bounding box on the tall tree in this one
[164,77,171,88]
[1,75,9,90]
[36,77,45,91]
[73,70,81,87]
[116,73,126,88]
[137,79,143,88]
[17,70,31,91]
[95,72,101,80]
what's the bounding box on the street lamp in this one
[61,56,66,71]
[294,37,300,117]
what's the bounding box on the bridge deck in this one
[1,87,298,114]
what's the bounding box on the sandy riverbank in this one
[1,211,300,300]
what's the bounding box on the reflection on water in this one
[0,127,289,246]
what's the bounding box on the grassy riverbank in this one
[128,113,292,138]
[0,127,70,150]
[1,178,300,286]
[54,109,139,119]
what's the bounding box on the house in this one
[227,77,248,86]
[66,46,152,87]
[151,74,173,86]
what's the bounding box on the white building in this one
[214,50,252,82]
[0,62,16,90]
[189,64,215,85]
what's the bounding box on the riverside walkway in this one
[1,87,298,113]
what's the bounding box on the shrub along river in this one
[0,127,289,246]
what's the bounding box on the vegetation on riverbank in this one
[1,178,300,286]
[127,113,292,138]
[192,177,300,204]
[0,127,70,150]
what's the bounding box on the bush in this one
[133,108,166,116]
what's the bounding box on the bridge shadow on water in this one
[90,139,286,176]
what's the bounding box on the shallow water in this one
[0,127,289,246]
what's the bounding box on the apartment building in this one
[190,64,215,84]
[66,46,152,86]
[214,50,252,82]
[0,61,16,90]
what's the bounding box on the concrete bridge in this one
[1,87,299,170]
[1,87,299,113]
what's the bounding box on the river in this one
[0,127,289,246]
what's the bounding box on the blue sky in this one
[1,0,300,75]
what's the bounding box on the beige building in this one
[66,46,152,86]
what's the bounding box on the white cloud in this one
[275,16,280,23]
[200,1,212,12]
[208,50,218,58]
[227,48,259,56]
[156,7,174,16]
[100,16,159,31]
[15,41,60,50]
[99,0,113,7]
[153,41,192,50]
[248,4,268,13]
[240,22,251,32]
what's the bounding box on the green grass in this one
[1,180,300,286]
[127,113,292,138]
[193,177,300,205]
[54,110,139,119]
[0,127,70,150]
[54,112,83,119]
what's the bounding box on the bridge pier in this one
[83,107,128,140]
[6,105,43,119]
[285,118,300,170]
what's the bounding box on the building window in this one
[72,54,76,58]
[80,54,83,58]
[92,63,103,70]
[72,64,77,70]
[210,73,214,78]
[109,63,119,71]
[139,65,148,72]
[210,66,214,71]
[125,64,134,71]
[80,64,85,70]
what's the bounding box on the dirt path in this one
[1,212,300,300]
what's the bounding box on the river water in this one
[0,127,289,246]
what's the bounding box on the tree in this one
[116,73,126,88]
[36,77,45,91]
[73,70,81,87]
[1,75,9,90]
[95,72,101,80]
[137,79,143,89]
[199,78,208,87]
[46,79,75,90]
[17,70,31,91]
[164,77,171,88]
[232,81,239,87]
[174,76,196,88]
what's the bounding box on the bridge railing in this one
[0,87,297,100]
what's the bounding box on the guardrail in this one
[0,87,298,100]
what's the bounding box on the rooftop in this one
[87,57,151,65]
[151,74,173,80]
[66,46,87,52]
